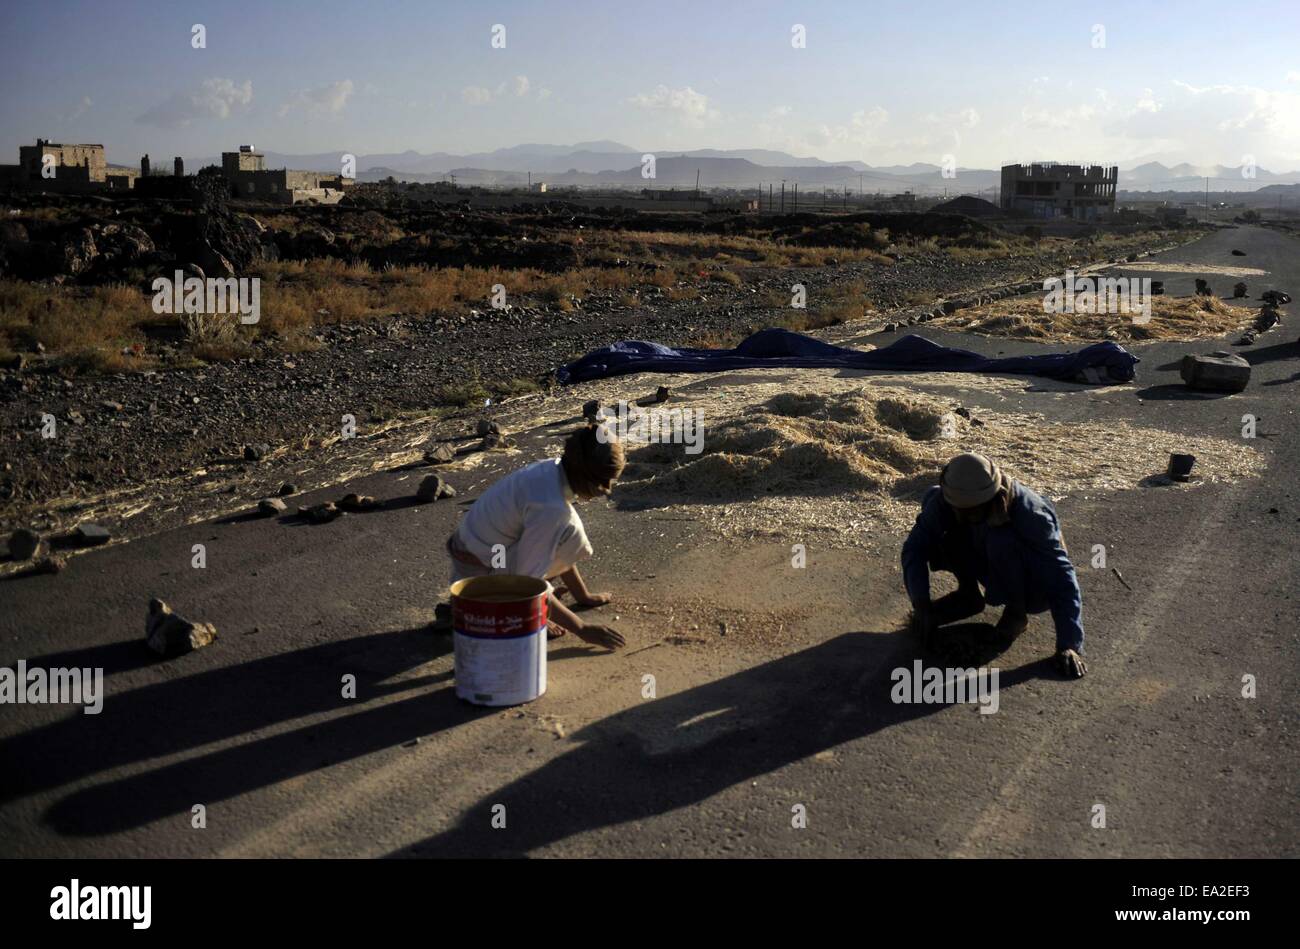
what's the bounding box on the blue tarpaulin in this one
[557,329,1139,385]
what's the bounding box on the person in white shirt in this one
[445,423,626,650]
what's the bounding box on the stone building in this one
[0,139,109,190]
[1000,162,1117,220]
[219,144,353,204]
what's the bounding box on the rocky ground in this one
[0,226,1201,525]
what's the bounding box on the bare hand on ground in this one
[576,623,625,649]
[1056,648,1087,679]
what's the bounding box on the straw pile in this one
[935,294,1255,342]
[617,384,1264,544]
[624,390,956,498]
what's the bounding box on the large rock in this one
[1181,352,1251,392]
[146,598,218,657]
[60,227,98,275]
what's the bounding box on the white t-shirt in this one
[454,458,593,580]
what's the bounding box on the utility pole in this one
[780,180,785,213]
[695,168,700,206]
[1205,177,1210,223]
[793,182,797,212]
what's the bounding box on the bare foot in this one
[574,591,613,608]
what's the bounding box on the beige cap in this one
[941,452,1002,508]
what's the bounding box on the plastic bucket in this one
[450,574,550,706]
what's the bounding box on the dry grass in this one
[934,294,1256,342]
[0,280,153,371]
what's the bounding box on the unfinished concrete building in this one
[1000,162,1117,220]
[220,145,353,204]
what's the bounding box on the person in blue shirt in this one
[901,452,1088,679]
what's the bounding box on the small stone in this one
[582,399,601,422]
[8,528,41,561]
[299,502,340,523]
[475,419,500,437]
[146,598,218,657]
[424,443,455,464]
[339,493,380,511]
[437,481,457,499]
[243,443,270,461]
[278,483,297,496]
[74,523,111,546]
[654,386,670,403]
[32,554,65,575]
[258,497,287,516]
[417,475,446,503]
[100,400,124,412]
[482,431,516,451]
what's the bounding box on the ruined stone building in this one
[1000,163,1118,220]
[220,145,353,204]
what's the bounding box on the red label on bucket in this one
[452,595,548,639]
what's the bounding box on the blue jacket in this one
[901,481,1085,653]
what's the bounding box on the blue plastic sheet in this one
[557,328,1139,385]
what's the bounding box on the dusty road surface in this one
[2,224,1296,858]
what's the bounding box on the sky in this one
[3,0,1299,172]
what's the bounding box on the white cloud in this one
[278,79,354,118]
[513,75,530,97]
[137,78,252,128]
[461,85,494,105]
[1286,71,1300,83]
[537,88,552,101]
[628,85,718,126]
[63,96,92,121]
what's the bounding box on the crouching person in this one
[444,422,626,650]
[901,452,1087,678]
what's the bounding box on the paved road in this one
[1,225,1296,858]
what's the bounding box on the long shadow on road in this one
[1,626,458,806]
[391,626,1055,857]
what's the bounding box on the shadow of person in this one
[42,680,491,837]
[389,629,1051,858]
[1,625,452,804]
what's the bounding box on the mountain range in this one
[178,142,1300,194]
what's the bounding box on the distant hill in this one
[174,144,1300,196]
